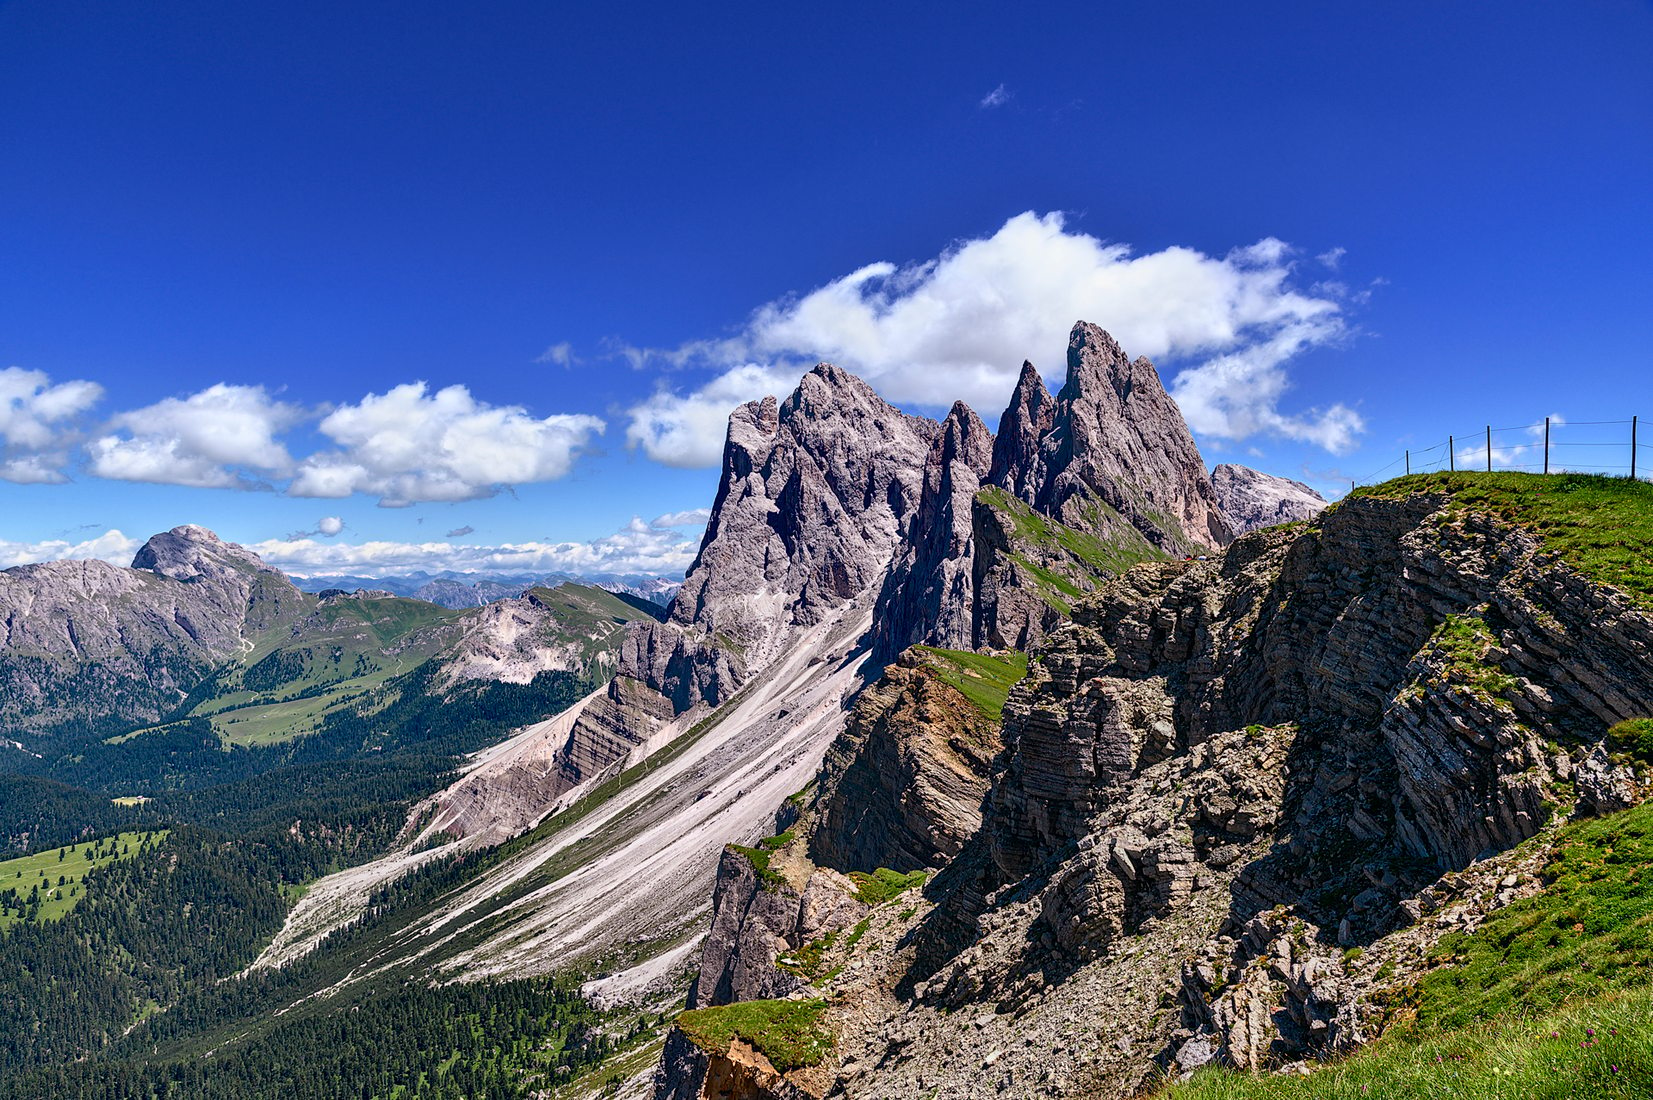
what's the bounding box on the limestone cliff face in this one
[660,489,1653,1100]
[1211,463,1328,535]
[966,323,1230,651]
[809,654,1002,874]
[1017,323,1232,552]
[561,366,941,817]
[0,526,306,735]
[870,402,994,658]
[671,366,939,682]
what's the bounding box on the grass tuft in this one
[846,867,927,906]
[675,998,833,1073]
[911,646,1029,722]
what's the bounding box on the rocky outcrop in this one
[560,366,941,821]
[1211,463,1328,534]
[810,654,1003,873]
[672,487,1653,1099]
[0,526,306,736]
[690,845,867,1009]
[1004,324,1231,552]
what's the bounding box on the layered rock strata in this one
[656,488,1653,1100]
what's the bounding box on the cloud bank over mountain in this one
[623,212,1363,467]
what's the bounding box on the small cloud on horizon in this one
[980,83,1010,109]
[535,342,574,367]
[286,515,346,539]
[446,525,475,538]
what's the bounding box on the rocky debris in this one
[810,652,1003,874]
[435,584,651,687]
[1210,463,1329,535]
[870,402,994,658]
[0,526,307,735]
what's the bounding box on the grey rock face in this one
[690,845,868,1009]
[1211,463,1328,535]
[0,526,306,735]
[870,402,994,658]
[1023,323,1232,552]
[670,366,939,682]
[966,323,1231,651]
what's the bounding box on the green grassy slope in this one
[1161,800,1653,1099]
[910,645,1029,721]
[1354,472,1653,611]
[0,831,163,929]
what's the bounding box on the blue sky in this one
[3,1,1650,578]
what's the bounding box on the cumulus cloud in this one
[0,367,104,483]
[289,382,605,506]
[287,516,345,539]
[87,384,303,488]
[651,507,712,528]
[0,528,140,570]
[251,516,698,579]
[980,83,1010,108]
[622,211,1359,466]
[627,364,798,468]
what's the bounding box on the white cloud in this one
[535,342,574,367]
[627,364,798,468]
[290,382,604,506]
[623,211,1358,466]
[0,366,104,484]
[0,528,140,570]
[1317,247,1347,270]
[251,516,698,579]
[651,507,712,528]
[88,384,303,489]
[980,84,1010,108]
[288,515,346,538]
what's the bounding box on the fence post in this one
[1634,415,1640,481]
[1544,418,1550,475]
[1405,449,1410,475]
[1449,435,1455,472]
[1486,425,1492,472]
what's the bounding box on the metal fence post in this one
[1405,449,1410,475]
[1634,415,1640,481]
[1486,425,1492,472]
[1449,435,1455,472]
[1544,418,1550,475]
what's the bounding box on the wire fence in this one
[1353,415,1650,492]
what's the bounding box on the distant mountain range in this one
[286,569,683,609]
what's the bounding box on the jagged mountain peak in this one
[1211,462,1329,534]
[131,524,276,583]
[987,360,1054,499]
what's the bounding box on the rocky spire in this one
[870,400,994,658]
[987,361,1054,502]
[1031,322,1232,553]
